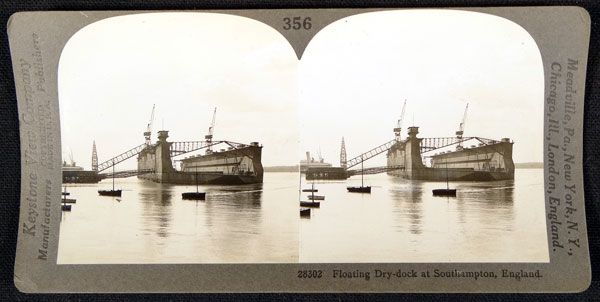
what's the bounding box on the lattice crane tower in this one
[340,137,347,169]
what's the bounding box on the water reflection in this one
[389,179,424,235]
[455,180,515,233]
[202,184,263,229]
[58,172,299,264]
[138,182,174,238]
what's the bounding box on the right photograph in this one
[297,9,549,263]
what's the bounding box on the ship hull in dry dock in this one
[387,167,513,181]
[136,130,263,185]
[138,171,262,185]
[386,126,515,182]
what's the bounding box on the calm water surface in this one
[58,172,299,263]
[58,169,548,263]
[300,168,548,263]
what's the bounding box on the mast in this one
[298,162,301,202]
[361,155,364,187]
[112,159,115,191]
[445,159,449,190]
[195,171,199,193]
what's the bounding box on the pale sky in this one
[59,13,298,170]
[60,10,543,170]
[299,10,543,167]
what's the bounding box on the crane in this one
[69,150,74,166]
[205,107,217,154]
[143,104,155,145]
[91,140,98,171]
[340,137,347,168]
[456,103,469,150]
[393,100,407,141]
[317,146,324,163]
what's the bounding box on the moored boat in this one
[99,160,122,197]
[182,192,206,200]
[347,186,371,193]
[347,155,371,194]
[98,189,122,197]
[432,189,457,196]
[432,160,457,197]
[300,208,311,217]
[182,172,206,200]
[300,201,320,208]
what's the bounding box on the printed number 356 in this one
[283,17,312,30]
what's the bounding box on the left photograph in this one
[57,13,300,264]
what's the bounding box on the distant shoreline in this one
[264,162,544,172]
[514,162,543,169]
[263,165,299,172]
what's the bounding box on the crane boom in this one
[144,104,155,145]
[456,103,469,150]
[393,100,407,141]
[205,107,217,154]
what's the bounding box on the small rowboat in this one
[99,160,121,197]
[347,186,371,193]
[300,201,320,208]
[307,195,325,200]
[98,189,122,197]
[182,192,206,200]
[347,156,371,194]
[433,160,456,197]
[432,189,457,197]
[302,188,318,193]
[182,172,206,200]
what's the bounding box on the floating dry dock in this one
[137,131,264,185]
[307,125,514,182]
[387,127,514,181]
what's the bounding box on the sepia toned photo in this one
[297,10,548,263]
[56,10,549,265]
[57,13,300,263]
